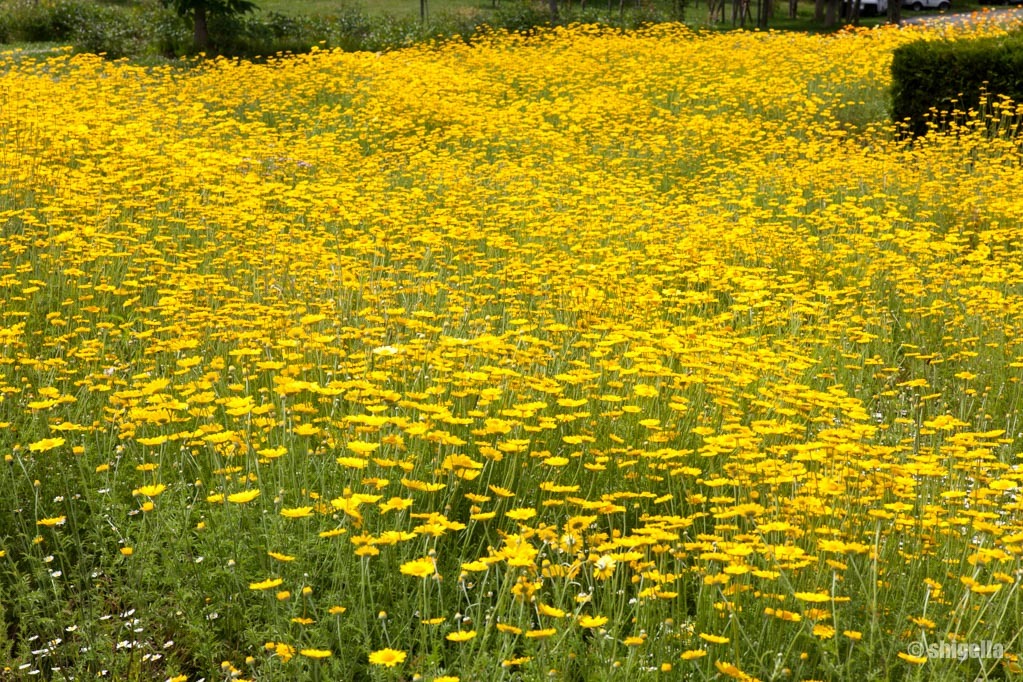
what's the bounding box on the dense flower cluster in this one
[1,17,1023,680]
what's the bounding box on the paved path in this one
[901,5,1023,24]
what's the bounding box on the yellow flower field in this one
[2,17,1023,681]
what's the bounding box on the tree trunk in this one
[709,0,725,22]
[887,0,901,24]
[825,0,838,25]
[193,4,209,52]
[549,0,558,21]
[814,0,824,22]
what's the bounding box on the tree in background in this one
[161,0,258,51]
[887,0,901,24]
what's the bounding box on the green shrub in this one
[0,0,688,60]
[492,1,555,32]
[68,4,145,57]
[891,31,1023,137]
[147,9,192,56]
[0,0,186,57]
[4,0,91,42]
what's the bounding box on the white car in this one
[902,0,950,10]
[855,0,888,15]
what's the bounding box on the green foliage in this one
[0,0,727,59]
[491,0,555,32]
[891,31,1023,137]
[0,0,189,57]
[159,0,257,19]
[2,0,105,42]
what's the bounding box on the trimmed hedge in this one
[891,32,1023,137]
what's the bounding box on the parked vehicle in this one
[851,0,888,15]
[902,0,950,10]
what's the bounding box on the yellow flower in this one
[300,648,332,659]
[132,483,166,497]
[249,577,283,591]
[812,624,836,639]
[227,490,260,504]
[378,497,413,513]
[538,603,565,618]
[28,437,65,453]
[400,557,437,579]
[27,399,59,410]
[897,652,928,665]
[335,456,368,469]
[293,423,321,437]
[577,615,608,629]
[368,648,406,667]
[36,516,66,527]
[446,630,477,642]
[764,607,801,622]
[280,506,314,519]
[715,661,754,679]
[319,528,346,539]
[268,551,295,562]
[258,446,287,460]
[502,656,531,667]
[505,508,537,521]
[592,555,616,580]
[525,628,557,639]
